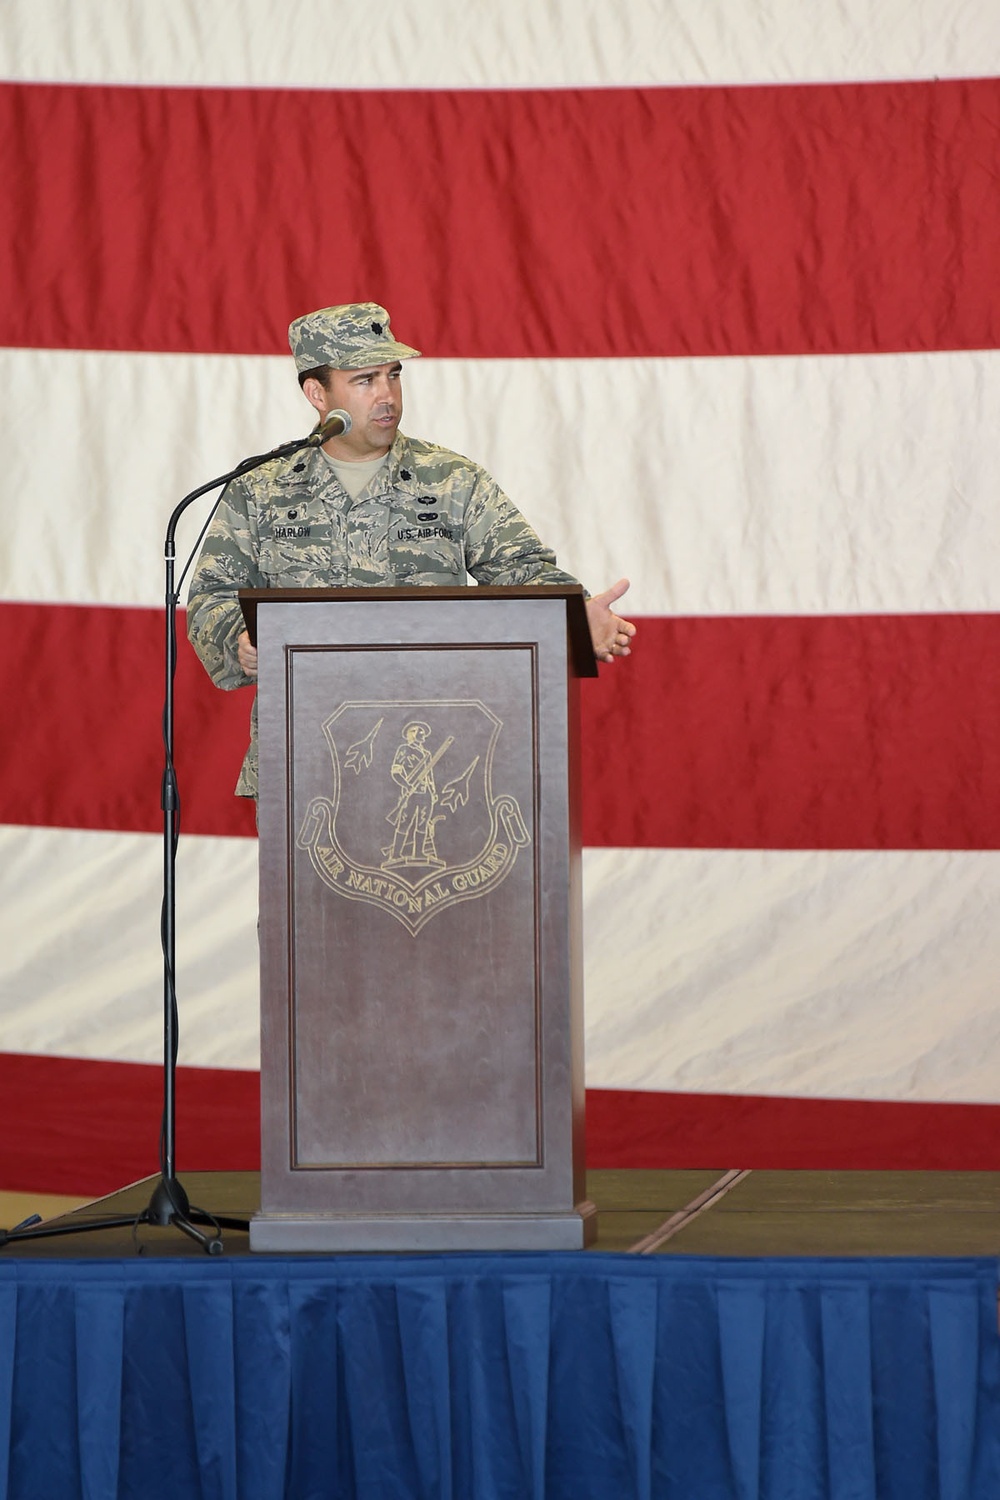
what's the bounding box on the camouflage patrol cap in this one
[288,303,421,373]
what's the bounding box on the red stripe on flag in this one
[582,613,1000,850]
[3,602,1000,850]
[0,1053,260,1197]
[0,602,257,839]
[2,1053,999,1195]
[585,1087,1000,1172]
[1,78,997,359]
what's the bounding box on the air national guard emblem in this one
[296,700,530,935]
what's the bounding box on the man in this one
[187,302,635,796]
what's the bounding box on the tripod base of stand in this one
[145,1176,224,1254]
[0,1175,246,1254]
[145,1174,190,1225]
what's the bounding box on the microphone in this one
[310,408,352,443]
[232,408,356,473]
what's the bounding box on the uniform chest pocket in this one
[258,526,333,587]
[389,519,464,583]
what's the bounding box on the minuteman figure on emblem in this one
[382,721,452,871]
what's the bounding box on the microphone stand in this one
[1,421,339,1256]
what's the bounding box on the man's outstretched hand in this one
[585,578,636,664]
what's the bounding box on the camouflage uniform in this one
[186,430,580,796]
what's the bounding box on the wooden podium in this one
[240,585,598,1252]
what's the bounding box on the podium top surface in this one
[238,583,597,677]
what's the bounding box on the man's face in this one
[305,361,404,461]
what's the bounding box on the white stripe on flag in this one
[0,825,260,1068]
[3,823,1000,1106]
[583,846,1000,1104]
[1,0,997,88]
[3,347,1000,618]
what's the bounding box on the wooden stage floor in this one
[5,1168,1000,1259]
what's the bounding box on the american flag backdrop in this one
[2,1,1000,1195]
